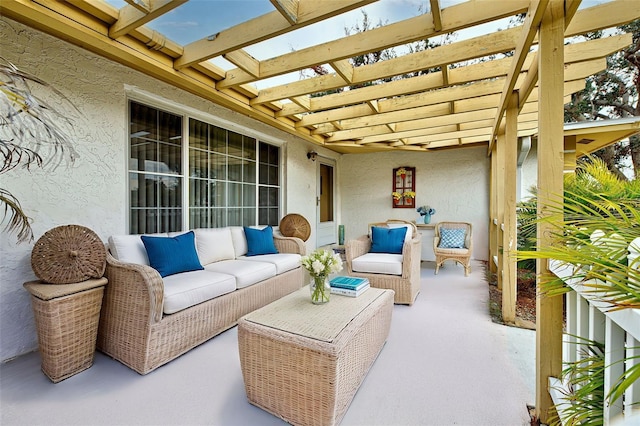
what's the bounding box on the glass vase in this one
[424,214,431,224]
[310,275,330,304]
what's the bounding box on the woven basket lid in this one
[279,213,311,242]
[31,225,106,284]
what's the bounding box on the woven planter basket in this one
[31,225,106,284]
[279,213,311,242]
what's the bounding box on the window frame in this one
[126,89,284,233]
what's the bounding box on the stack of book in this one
[329,276,370,297]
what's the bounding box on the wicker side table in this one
[23,277,107,383]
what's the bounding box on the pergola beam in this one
[109,0,186,39]
[276,33,628,118]
[218,0,530,88]
[270,0,299,25]
[174,0,375,69]
[489,0,548,148]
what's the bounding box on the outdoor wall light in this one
[307,151,318,161]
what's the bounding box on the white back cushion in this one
[109,233,168,265]
[193,228,235,265]
[229,226,248,258]
[229,226,268,258]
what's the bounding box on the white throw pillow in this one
[109,233,168,265]
[193,228,235,265]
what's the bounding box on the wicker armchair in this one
[345,219,422,305]
[433,221,473,276]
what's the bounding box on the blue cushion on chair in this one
[244,226,279,256]
[370,226,406,254]
[141,231,204,277]
[439,228,466,249]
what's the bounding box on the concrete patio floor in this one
[1,260,535,426]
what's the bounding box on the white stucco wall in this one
[0,18,330,362]
[521,140,539,200]
[339,148,490,261]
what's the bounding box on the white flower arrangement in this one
[301,249,343,278]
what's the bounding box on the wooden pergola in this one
[2,0,639,421]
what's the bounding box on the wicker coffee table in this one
[238,286,394,426]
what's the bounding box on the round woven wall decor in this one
[279,213,311,242]
[31,225,106,284]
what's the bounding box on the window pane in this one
[210,153,226,180]
[189,149,208,178]
[210,126,226,154]
[160,208,182,232]
[159,176,182,207]
[243,208,255,225]
[268,164,278,186]
[243,136,256,160]
[190,207,208,229]
[243,184,256,206]
[130,141,157,172]
[159,110,182,144]
[228,131,242,156]
[227,208,242,226]
[259,163,269,185]
[211,208,226,227]
[189,118,208,150]
[189,178,208,207]
[209,180,224,207]
[159,142,181,174]
[228,182,242,206]
[228,157,242,182]
[243,159,256,183]
[130,101,157,141]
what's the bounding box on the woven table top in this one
[243,286,387,343]
[23,277,107,301]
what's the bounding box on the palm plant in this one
[548,337,605,426]
[0,56,79,242]
[517,158,640,423]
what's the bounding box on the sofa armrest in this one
[402,235,422,278]
[345,236,371,273]
[273,234,306,255]
[103,251,165,324]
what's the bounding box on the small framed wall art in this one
[392,166,415,208]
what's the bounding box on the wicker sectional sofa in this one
[97,226,306,375]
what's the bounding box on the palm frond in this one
[0,56,80,243]
[0,188,33,243]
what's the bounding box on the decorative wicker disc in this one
[31,225,106,284]
[279,213,311,242]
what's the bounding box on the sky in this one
[105,0,612,89]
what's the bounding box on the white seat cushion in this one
[193,228,235,265]
[109,233,168,265]
[162,270,236,314]
[204,259,276,289]
[241,253,301,274]
[352,253,403,276]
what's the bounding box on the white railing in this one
[548,233,640,425]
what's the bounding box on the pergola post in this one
[536,0,565,422]
[495,132,505,291]
[502,93,518,324]
[489,148,498,274]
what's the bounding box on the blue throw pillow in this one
[244,226,279,256]
[370,226,406,254]
[439,228,466,249]
[141,231,204,277]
